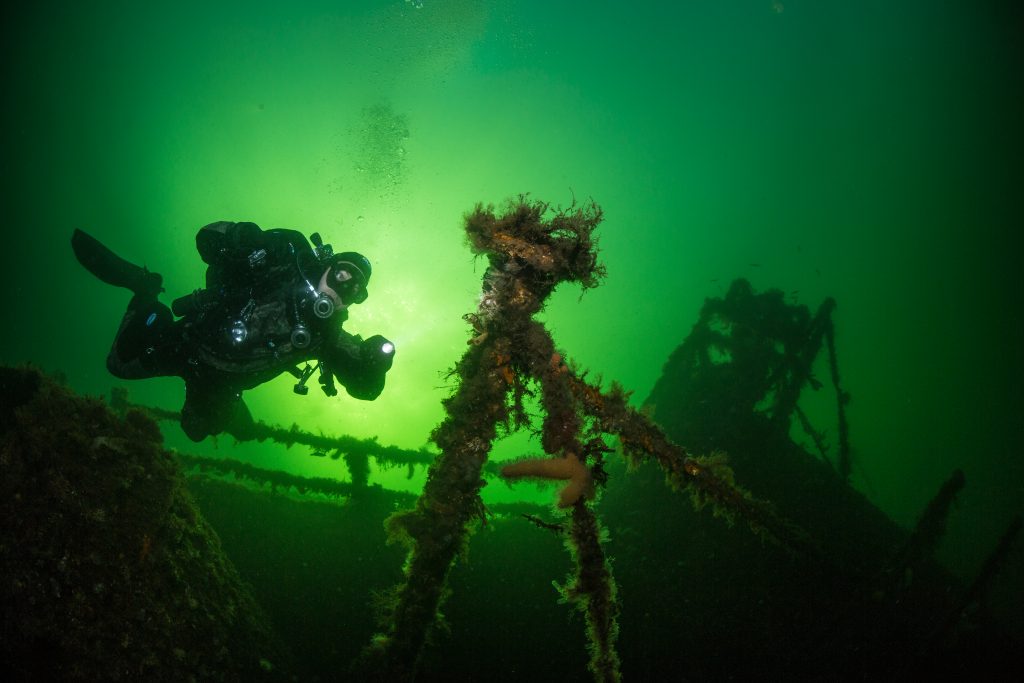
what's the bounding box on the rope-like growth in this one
[564,372,816,556]
[176,452,552,522]
[109,387,436,471]
[364,197,813,682]
[363,197,611,681]
[563,500,620,683]
[176,452,389,501]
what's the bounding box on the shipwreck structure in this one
[360,198,813,682]
[2,197,1020,681]
[0,367,287,681]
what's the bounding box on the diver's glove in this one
[328,333,395,400]
[360,335,396,373]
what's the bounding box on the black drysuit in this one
[106,221,393,441]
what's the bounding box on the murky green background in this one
[2,0,1020,588]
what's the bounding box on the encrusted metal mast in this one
[366,197,808,682]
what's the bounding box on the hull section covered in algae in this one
[0,367,287,681]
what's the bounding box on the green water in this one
[2,0,1020,604]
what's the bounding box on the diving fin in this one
[71,229,163,298]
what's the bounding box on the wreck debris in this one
[176,450,552,522]
[647,278,851,481]
[363,197,812,681]
[565,371,816,556]
[930,515,1022,648]
[890,469,967,575]
[110,386,435,475]
[0,367,286,680]
[564,500,621,683]
[363,197,609,680]
[823,315,852,481]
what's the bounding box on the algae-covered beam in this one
[564,371,816,557]
[929,514,1022,647]
[365,197,815,682]
[891,469,966,572]
[110,386,435,470]
[364,198,612,681]
[823,316,852,481]
[564,499,621,683]
[371,336,512,680]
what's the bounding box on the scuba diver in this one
[71,221,395,442]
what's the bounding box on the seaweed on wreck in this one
[110,386,436,477]
[361,197,813,682]
[606,277,1024,679]
[114,381,423,502]
[0,366,287,681]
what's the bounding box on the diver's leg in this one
[105,296,179,380]
[179,379,254,442]
[224,396,256,441]
[71,229,163,298]
[71,229,181,379]
[180,379,219,442]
